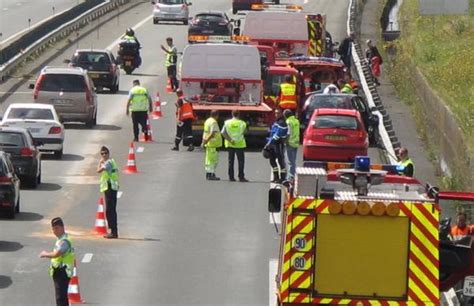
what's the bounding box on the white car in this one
[152,0,192,25]
[1,103,65,159]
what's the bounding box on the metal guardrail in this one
[0,0,130,82]
[347,0,399,165]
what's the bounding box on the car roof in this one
[314,108,359,116]
[312,93,356,98]
[40,66,86,75]
[0,127,29,134]
[7,103,55,110]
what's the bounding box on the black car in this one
[301,93,379,145]
[188,11,232,39]
[69,49,120,93]
[0,151,21,219]
[0,127,41,188]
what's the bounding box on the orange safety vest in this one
[279,83,297,110]
[178,101,195,121]
[451,225,472,240]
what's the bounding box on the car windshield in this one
[307,95,353,114]
[40,74,85,92]
[72,52,110,65]
[196,14,225,22]
[159,0,184,4]
[0,132,25,147]
[314,115,358,130]
[7,108,54,120]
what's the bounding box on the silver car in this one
[152,0,192,25]
[29,67,98,128]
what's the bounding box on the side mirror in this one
[63,59,71,64]
[29,83,35,90]
[268,187,282,213]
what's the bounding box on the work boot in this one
[187,145,194,152]
[208,173,220,181]
[104,233,118,239]
[171,146,179,151]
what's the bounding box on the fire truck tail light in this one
[342,201,357,215]
[371,202,386,216]
[328,201,342,215]
[386,203,400,217]
[356,202,371,215]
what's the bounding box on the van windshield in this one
[7,108,55,120]
[40,74,85,92]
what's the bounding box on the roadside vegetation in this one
[384,0,474,189]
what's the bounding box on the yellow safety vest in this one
[165,46,177,67]
[49,234,75,278]
[279,83,297,109]
[99,159,119,192]
[399,158,415,176]
[203,117,222,148]
[129,86,149,112]
[286,115,300,148]
[224,118,247,148]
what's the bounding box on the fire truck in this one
[268,156,474,305]
[179,41,273,143]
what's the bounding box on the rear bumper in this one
[303,144,368,161]
[58,112,93,123]
[153,11,188,21]
[35,137,63,151]
[89,73,116,87]
[12,159,37,177]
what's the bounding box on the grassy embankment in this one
[384,0,474,189]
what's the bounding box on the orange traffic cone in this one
[123,142,138,173]
[140,117,153,142]
[93,197,107,235]
[166,78,173,93]
[68,260,84,304]
[151,92,163,119]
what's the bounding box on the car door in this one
[351,96,370,130]
[5,155,20,203]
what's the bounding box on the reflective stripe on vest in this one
[179,102,195,121]
[279,83,297,109]
[203,117,223,148]
[399,158,414,176]
[224,118,246,148]
[100,159,119,192]
[129,86,149,112]
[286,116,300,148]
[49,234,75,278]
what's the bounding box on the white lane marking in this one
[269,259,278,306]
[117,191,123,199]
[106,15,153,50]
[136,146,144,153]
[81,253,93,263]
[269,182,281,225]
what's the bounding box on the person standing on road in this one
[160,37,179,92]
[97,146,119,239]
[338,31,355,69]
[277,75,298,110]
[265,108,288,183]
[39,217,75,306]
[222,109,248,182]
[172,89,195,151]
[126,79,153,142]
[284,109,300,181]
[397,147,415,177]
[202,110,223,181]
[365,39,383,86]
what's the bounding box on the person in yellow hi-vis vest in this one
[126,79,153,142]
[278,75,298,110]
[202,110,223,181]
[39,217,75,306]
[97,146,119,239]
[221,109,249,182]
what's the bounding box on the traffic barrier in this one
[68,260,84,304]
[139,117,153,142]
[166,79,173,93]
[151,92,163,119]
[93,197,107,235]
[123,142,138,174]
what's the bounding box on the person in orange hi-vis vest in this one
[451,212,474,241]
[171,89,195,152]
[277,75,298,110]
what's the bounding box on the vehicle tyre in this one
[86,113,97,128]
[54,148,63,159]
[183,20,188,25]
[15,197,20,214]
[153,19,159,25]
[28,175,38,189]
[37,168,41,185]
[6,205,15,219]
[111,81,119,93]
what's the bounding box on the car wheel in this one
[29,175,38,189]
[153,19,159,25]
[111,81,119,93]
[7,205,15,219]
[86,114,96,128]
[183,20,188,25]
[54,149,63,159]
[15,196,20,214]
[37,169,41,185]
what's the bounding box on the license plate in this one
[89,73,99,78]
[28,128,40,133]
[125,61,132,66]
[202,30,213,34]
[464,276,474,297]
[325,135,347,141]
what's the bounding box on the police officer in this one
[39,217,75,306]
[160,37,179,92]
[222,110,248,182]
[126,80,152,142]
[278,75,298,110]
[172,89,195,151]
[284,109,300,181]
[265,108,288,183]
[202,110,223,181]
[97,146,119,239]
[397,147,414,177]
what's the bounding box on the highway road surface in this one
[0,1,380,305]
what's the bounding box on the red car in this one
[303,108,368,161]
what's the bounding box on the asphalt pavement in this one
[0,1,379,305]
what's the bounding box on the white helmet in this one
[323,84,340,94]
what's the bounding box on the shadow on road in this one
[0,241,23,252]
[14,212,44,221]
[63,123,121,131]
[42,153,84,162]
[117,237,161,242]
[35,183,62,192]
[0,276,12,289]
